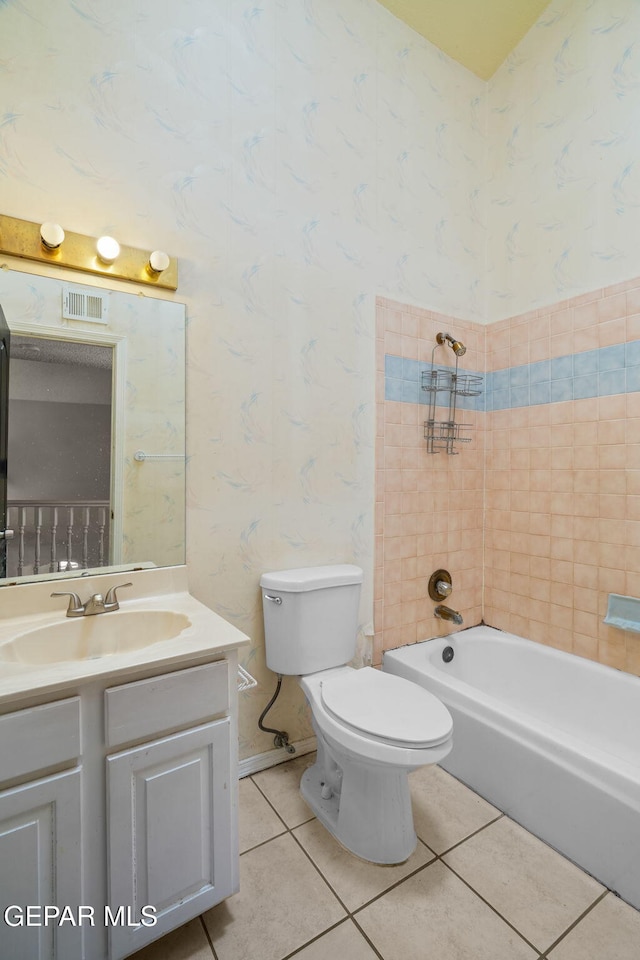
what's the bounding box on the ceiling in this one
[376,0,554,80]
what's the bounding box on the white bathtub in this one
[384,625,640,909]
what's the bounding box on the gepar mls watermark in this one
[4,904,157,928]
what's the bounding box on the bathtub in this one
[384,625,640,909]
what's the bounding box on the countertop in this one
[0,566,250,707]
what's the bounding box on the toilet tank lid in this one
[260,564,363,592]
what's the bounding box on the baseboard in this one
[238,736,317,779]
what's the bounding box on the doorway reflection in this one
[7,336,113,577]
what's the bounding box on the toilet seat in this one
[320,667,452,749]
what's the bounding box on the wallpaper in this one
[4,0,639,760]
[487,0,640,320]
[0,0,486,757]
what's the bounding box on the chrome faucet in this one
[434,604,463,626]
[51,582,133,617]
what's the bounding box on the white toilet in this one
[260,564,453,864]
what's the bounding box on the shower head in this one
[436,331,466,357]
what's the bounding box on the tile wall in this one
[484,278,640,676]
[376,280,640,678]
[374,297,485,666]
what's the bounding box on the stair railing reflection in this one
[6,500,110,577]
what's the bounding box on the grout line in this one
[349,916,387,960]
[343,814,508,928]
[288,824,352,915]
[248,772,308,831]
[239,827,289,857]
[285,828,417,960]
[279,918,374,960]
[439,859,543,955]
[199,915,219,960]
[537,889,609,958]
[348,857,438,915]
[436,811,505,857]
[239,767,625,960]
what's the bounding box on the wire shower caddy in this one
[422,344,482,454]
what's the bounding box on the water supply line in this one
[258,674,296,754]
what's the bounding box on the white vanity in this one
[0,566,249,960]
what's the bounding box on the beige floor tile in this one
[293,920,380,960]
[443,817,604,952]
[357,860,536,960]
[128,919,213,960]
[548,892,640,960]
[409,764,499,854]
[238,776,286,853]
[203,833,345,960]
[252,753,316,827]
[293,817,435,911]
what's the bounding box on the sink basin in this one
[0,610,192,665]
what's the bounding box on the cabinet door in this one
[0,768,83,960]
[107,718,232,959]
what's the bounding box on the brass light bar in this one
[0,214,178,291]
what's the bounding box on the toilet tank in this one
[260,565,363,675]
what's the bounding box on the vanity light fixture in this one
[146,249,170,277]
[96,235,120,265]
[0,214,178,290]
[40,222,65,251]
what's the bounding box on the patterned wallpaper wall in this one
[3,0,640,760]
[487,0,640,321]
[0,0,486,758]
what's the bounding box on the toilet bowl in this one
[299,665,452,863]
[260,564,453,864]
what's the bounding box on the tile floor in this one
[131,754,640,960]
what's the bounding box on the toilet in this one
[260,564,453,864]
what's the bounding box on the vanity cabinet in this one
[0,698,83,960]
[104,661,234,958]
[0,654,240,960]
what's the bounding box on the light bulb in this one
[147,250,170,276]
[40,222,65,250]
[96,236,120,264]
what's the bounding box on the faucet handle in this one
[104,582,133,609]
[51,591,84,616]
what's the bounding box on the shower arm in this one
[436,331,466,357]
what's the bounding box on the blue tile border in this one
[385,343,640,412]
[384,355,485,411]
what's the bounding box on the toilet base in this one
[301,726,417,864]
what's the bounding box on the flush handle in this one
[264,594,282,605]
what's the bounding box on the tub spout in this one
[434,604,463,626]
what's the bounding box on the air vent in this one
[62,286,109,324]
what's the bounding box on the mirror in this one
[0,269,185,585]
